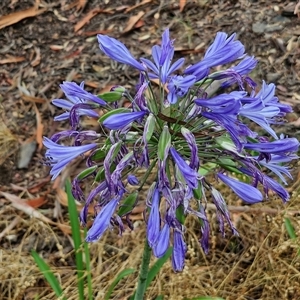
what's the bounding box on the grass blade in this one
[31,250,66,299]
[84,227,93,300]
[66,179,85,300]
[285,217,297,239]
[104,268,135,300]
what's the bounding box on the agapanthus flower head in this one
[45,27,299,272]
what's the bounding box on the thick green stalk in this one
[134,239,152,300]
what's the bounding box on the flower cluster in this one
[44,29,299,271]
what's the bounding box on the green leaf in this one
[98,108,130,123]
[154,296,164,300]
[104,268,135,300]
[285,217,297,240]
[215,136,239,154]
[198,162,217,176]
[117,192,138,217]
[66,180,85,300]
[193,181,203,200]
[31,250,66,300]
[158,125,171,161]
[99,91,123,102]
[91,149,106,161]
[145,113,156,142]
[77,166,98,180]
[176,204,185,225]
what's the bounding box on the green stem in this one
[134,239,152,300]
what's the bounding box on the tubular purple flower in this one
[127,174,139,185]
[239,99,280,139]
[172,231,187,272]
[167,75,196,104]
[52,81,105,121]
[170,147,199,189]
[140,29,184,84]
[199,205,210,254]
[201,100,254,151]
[195,92,243,110]
[244,138,299,155]
[153,223,170,258]
[185,32,245,79]
[210,56,257,90]
[147,189,161,248]
[211,188,238,236]
[85,198,119,242]
[97,34,146,71]
[218,173,263,204]
[262,175,290,203]
[259,154,296,185]
[181,127,199,171]
[103,111,146,130]
[43,137,97,180]
[80,181,107,225]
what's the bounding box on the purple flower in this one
[181,127,199,171]
[259,154,296,185]
[140,29,184,84]
[103,111,146,130]
[201,100,253,151]
[147,189,161,247]
[195,92,243,109]
[170,147,199,189]
[185,32,245,79]
[244,138,299,155]
[262,175,290,202]
[97,35,146,71]
[210,56,257,90]
[199,205,210,254]
[255,81,292,114]
[51,130,100,145]
[127,174,139,185]
[172,231,187,272]
[239,99,280,139]
[52,81,105,122]
[85,198,119,242]
[167,75,196,104]
[153,223,170,258]
[43,137,97,180]
[218,173,263,204]
[80,181,107,225]
[211,188,238,236]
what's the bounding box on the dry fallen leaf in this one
[123,11,145,33]
[125,0,152,13]
[179,0,187,12]
[33,103,44,151]
[74,8,113,32]
[0,6,46,30]
[0,56,25,64]
[21,94,46,104]
[31,47,41,67]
